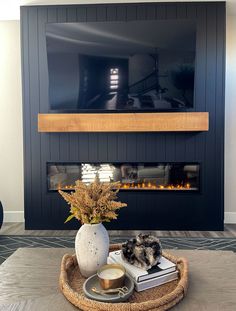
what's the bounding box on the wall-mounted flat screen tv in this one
[46,20,196,112]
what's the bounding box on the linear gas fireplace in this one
[47,162,200,192]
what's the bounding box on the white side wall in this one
[0,21,24,222]
[225,12,236,224]
[0,1,235,224]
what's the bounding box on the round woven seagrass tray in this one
[59,244,188,311]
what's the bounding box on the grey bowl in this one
[83,273,134,303]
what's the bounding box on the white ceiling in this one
[0,0,234,21]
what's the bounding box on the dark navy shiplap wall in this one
[20,2,225,230]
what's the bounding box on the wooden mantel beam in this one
[38,112,209,133]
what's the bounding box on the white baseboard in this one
[224,212,236,224]
[3,211,24,222]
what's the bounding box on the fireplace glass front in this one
[47,162,200,192]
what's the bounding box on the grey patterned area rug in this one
[0,236,236,264]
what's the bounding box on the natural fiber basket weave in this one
[59,244,188,311]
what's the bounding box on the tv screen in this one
[46,20,196,112]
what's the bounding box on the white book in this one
[107,256,179,292]
[109,250,176,282]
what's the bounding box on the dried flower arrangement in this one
[59,176,127,224]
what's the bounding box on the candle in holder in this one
[97,264,126,290]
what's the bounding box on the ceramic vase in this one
[75,223,109,277]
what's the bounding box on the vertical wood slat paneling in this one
[185,133,197,161]
[116,5,126,21]
[126,134,137,162]
[215,3,226,222]
[187,3,198,19]
[83,6,99,165]
[59,134,70,160]
[88,133,98,162]
[21,2,225,230]
[38,7,49,114]
[165,4,178,163]
[155,134,166,160]
[65,9,78,163]
[96,5,106,22]
[195,5,207,112]
[106,5,117,21]
[69,134,79,161]
[86,5,97,21]
[175,134,187,162]
[107,134,118,162]
[175,5,191,161]
[97,133,108,162]
[136,133,146,162]
[146,4,156,20]
[46,7,60,164]
[46,7,59,223]
[181,3,197,166]
[56,7,70,163]
[166,3,177,19]
[165,133,176,162]
[38,7,51,220]
[47,6,57,22]
[67,7,77,21]
[117,134,127,162]
[177,3,187,19]
[20,7,31,224]
[205,4,218,220]
[137,4,147,20]
[57,7,67,22]
[68,133,79,161]
[76,6,86,22]
[195,5,207,195]
[78,134,89,161]
[28,7,41,220]
[155,4,166,19]
[126,5,137,21]
[145,133,157,162]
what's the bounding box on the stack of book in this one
[107,250,178,292]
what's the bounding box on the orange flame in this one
[56,182,194,191]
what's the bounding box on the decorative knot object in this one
[121,234,162,270]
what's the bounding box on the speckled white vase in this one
[75,223,109,278]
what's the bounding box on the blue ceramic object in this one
[0,201,3,229]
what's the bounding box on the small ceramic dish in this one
[83,273,134,303]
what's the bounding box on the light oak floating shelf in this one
[38,112,209,133]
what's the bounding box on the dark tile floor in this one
[0,235,236,265]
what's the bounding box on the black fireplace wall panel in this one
[21,2,225,230]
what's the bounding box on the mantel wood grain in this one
[38,112,209,133]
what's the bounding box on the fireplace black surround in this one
[21,2,225,230]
